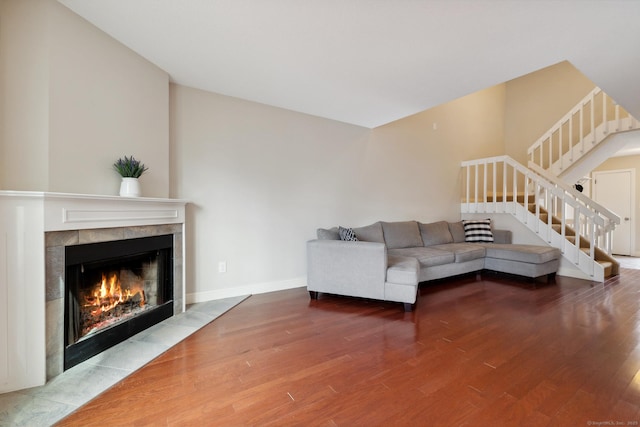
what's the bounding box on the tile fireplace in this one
[0,192,186,393]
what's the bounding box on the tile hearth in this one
[0,296,248,427]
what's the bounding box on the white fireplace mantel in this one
[0,191,187,393]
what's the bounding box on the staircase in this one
[460,155,619,281]
[528,202,618,278]
[460,87,640,281]
[527,87,640,181]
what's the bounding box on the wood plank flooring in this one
[56,270,640,426]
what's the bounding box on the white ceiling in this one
[58,0,640,129]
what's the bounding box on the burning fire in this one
[85,273,146,316]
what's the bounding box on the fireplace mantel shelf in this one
[0,191,187,393]
[0,190,187,202]
[0,191,187,231]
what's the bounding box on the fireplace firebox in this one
[64,234,174,370]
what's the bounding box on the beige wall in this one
[0,0,169,196]
[593,155,640,255]
[0,0,50,190]
[504,61,596,164]
[170,83,505,301]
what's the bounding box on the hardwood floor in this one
[56,270,640,426]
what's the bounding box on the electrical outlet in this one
[218,261,227,273]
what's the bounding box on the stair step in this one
[486,193,536,204]
[535,213,562,225]
[598,261,613,277]
[553,224,576,236]
[597,260,613,269]
[577,248,615,277]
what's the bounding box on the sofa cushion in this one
[386,255,419,285]
[317,227,340,240]
[338,226,358,241]
[381,221,423,249]
[482,244,561,264]
[431,243,486,263]
[419,221,454,246]
[388,247,455,267]
[492,229,512,244]
[463,219,494,243]
[353,222,385,243]
[448,221,466,243]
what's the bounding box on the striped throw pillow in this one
[338,226,358,241]
[462,219,494,243]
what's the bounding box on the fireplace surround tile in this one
[125,224,182,238]
[78,227,125,244]
[44,224,185,380]
[45,230,78,247]
[45,246,65,301]
[45,299,64,379]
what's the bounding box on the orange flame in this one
[85,273,145,316]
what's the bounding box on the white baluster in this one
[539,141,543,169]
[548,135,553,170]
[465,165,470,213]
[580,104,584,154]
[558,125,563,170]
[590,93,595,144]
[512,164,518,215]
[568,116,573,162]
[474,164,478,213]
[602,92,608,135]
[483,162,488,211]
[574,208,580,264]
[502,161,507,212]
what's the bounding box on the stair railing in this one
[527,87,636,175]
[527,162,619,252]
[461,155,620,276]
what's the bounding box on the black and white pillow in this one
[462,219,494,243]
[338,226,358,241]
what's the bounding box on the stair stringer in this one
[548,117,640,179]
[558,128,640,185]
[462,205,604,282]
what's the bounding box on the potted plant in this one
[113,155,148,197]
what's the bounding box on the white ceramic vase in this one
[119,177,141,197]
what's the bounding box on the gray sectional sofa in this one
[306,220,561,311]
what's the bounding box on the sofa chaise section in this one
[481,243,560,279]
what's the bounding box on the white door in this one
[593,169,634,256]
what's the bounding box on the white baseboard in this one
[186,276,307,304]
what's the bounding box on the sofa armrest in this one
[306,239,387,300]
[493,229,512,244]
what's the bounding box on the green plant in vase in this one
[113,155,148,178]
[113,155,148,197]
